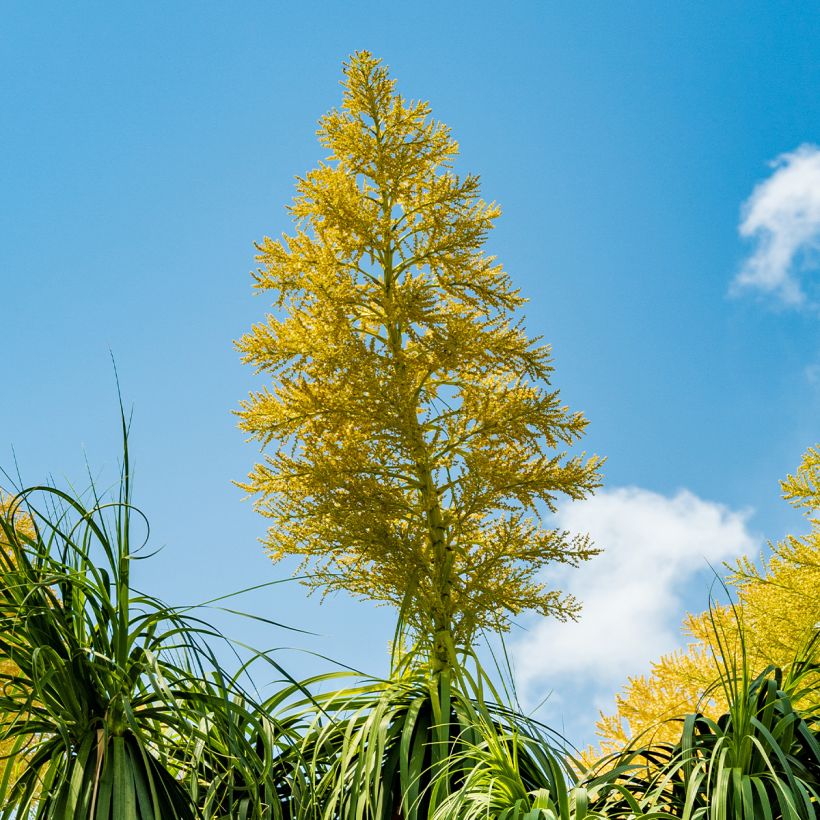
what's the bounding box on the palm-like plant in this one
[585,609,820,820]
[429,720,586,820]
[289,645,578,820]
[673,666,817,818]
[0,422,300,819]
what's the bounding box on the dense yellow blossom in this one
[237,53,602,670]
[0,494,35,789]
[592,445,820,755]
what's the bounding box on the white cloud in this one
[511,487,756,718]
[733,144,820,305]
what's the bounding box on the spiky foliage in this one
[289,654,578,820]
[429,724,594,820]
[0,434,300,819]
[590,661,820,820]
[593,445,820,755]
[237,51,602,672]
[177,675,306,819]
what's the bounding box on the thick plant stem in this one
[381,213,455,674]
[386,305,455,674]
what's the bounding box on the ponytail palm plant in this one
[288,643,581,820]
[585,611,820,819]
[657,641,819,819]
[592,667,819,819]
[0,426,300,819]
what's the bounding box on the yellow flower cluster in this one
[592,445,820,755]
[236,52,602,670]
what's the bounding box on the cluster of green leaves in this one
[0,429,300,819]
[582,626,819,819]
[284,651,576,820]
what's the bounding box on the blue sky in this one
[2,2,819,747]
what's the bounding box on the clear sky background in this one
[2,2,819,748]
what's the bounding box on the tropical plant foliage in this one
[0,428,299,819]
[594,445,820,755]
[587,660,819,819]
[288,652,576,820]
[3,432,812,819]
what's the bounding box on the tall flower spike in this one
[237,52,603,673]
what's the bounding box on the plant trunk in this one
[382,239,455,675]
